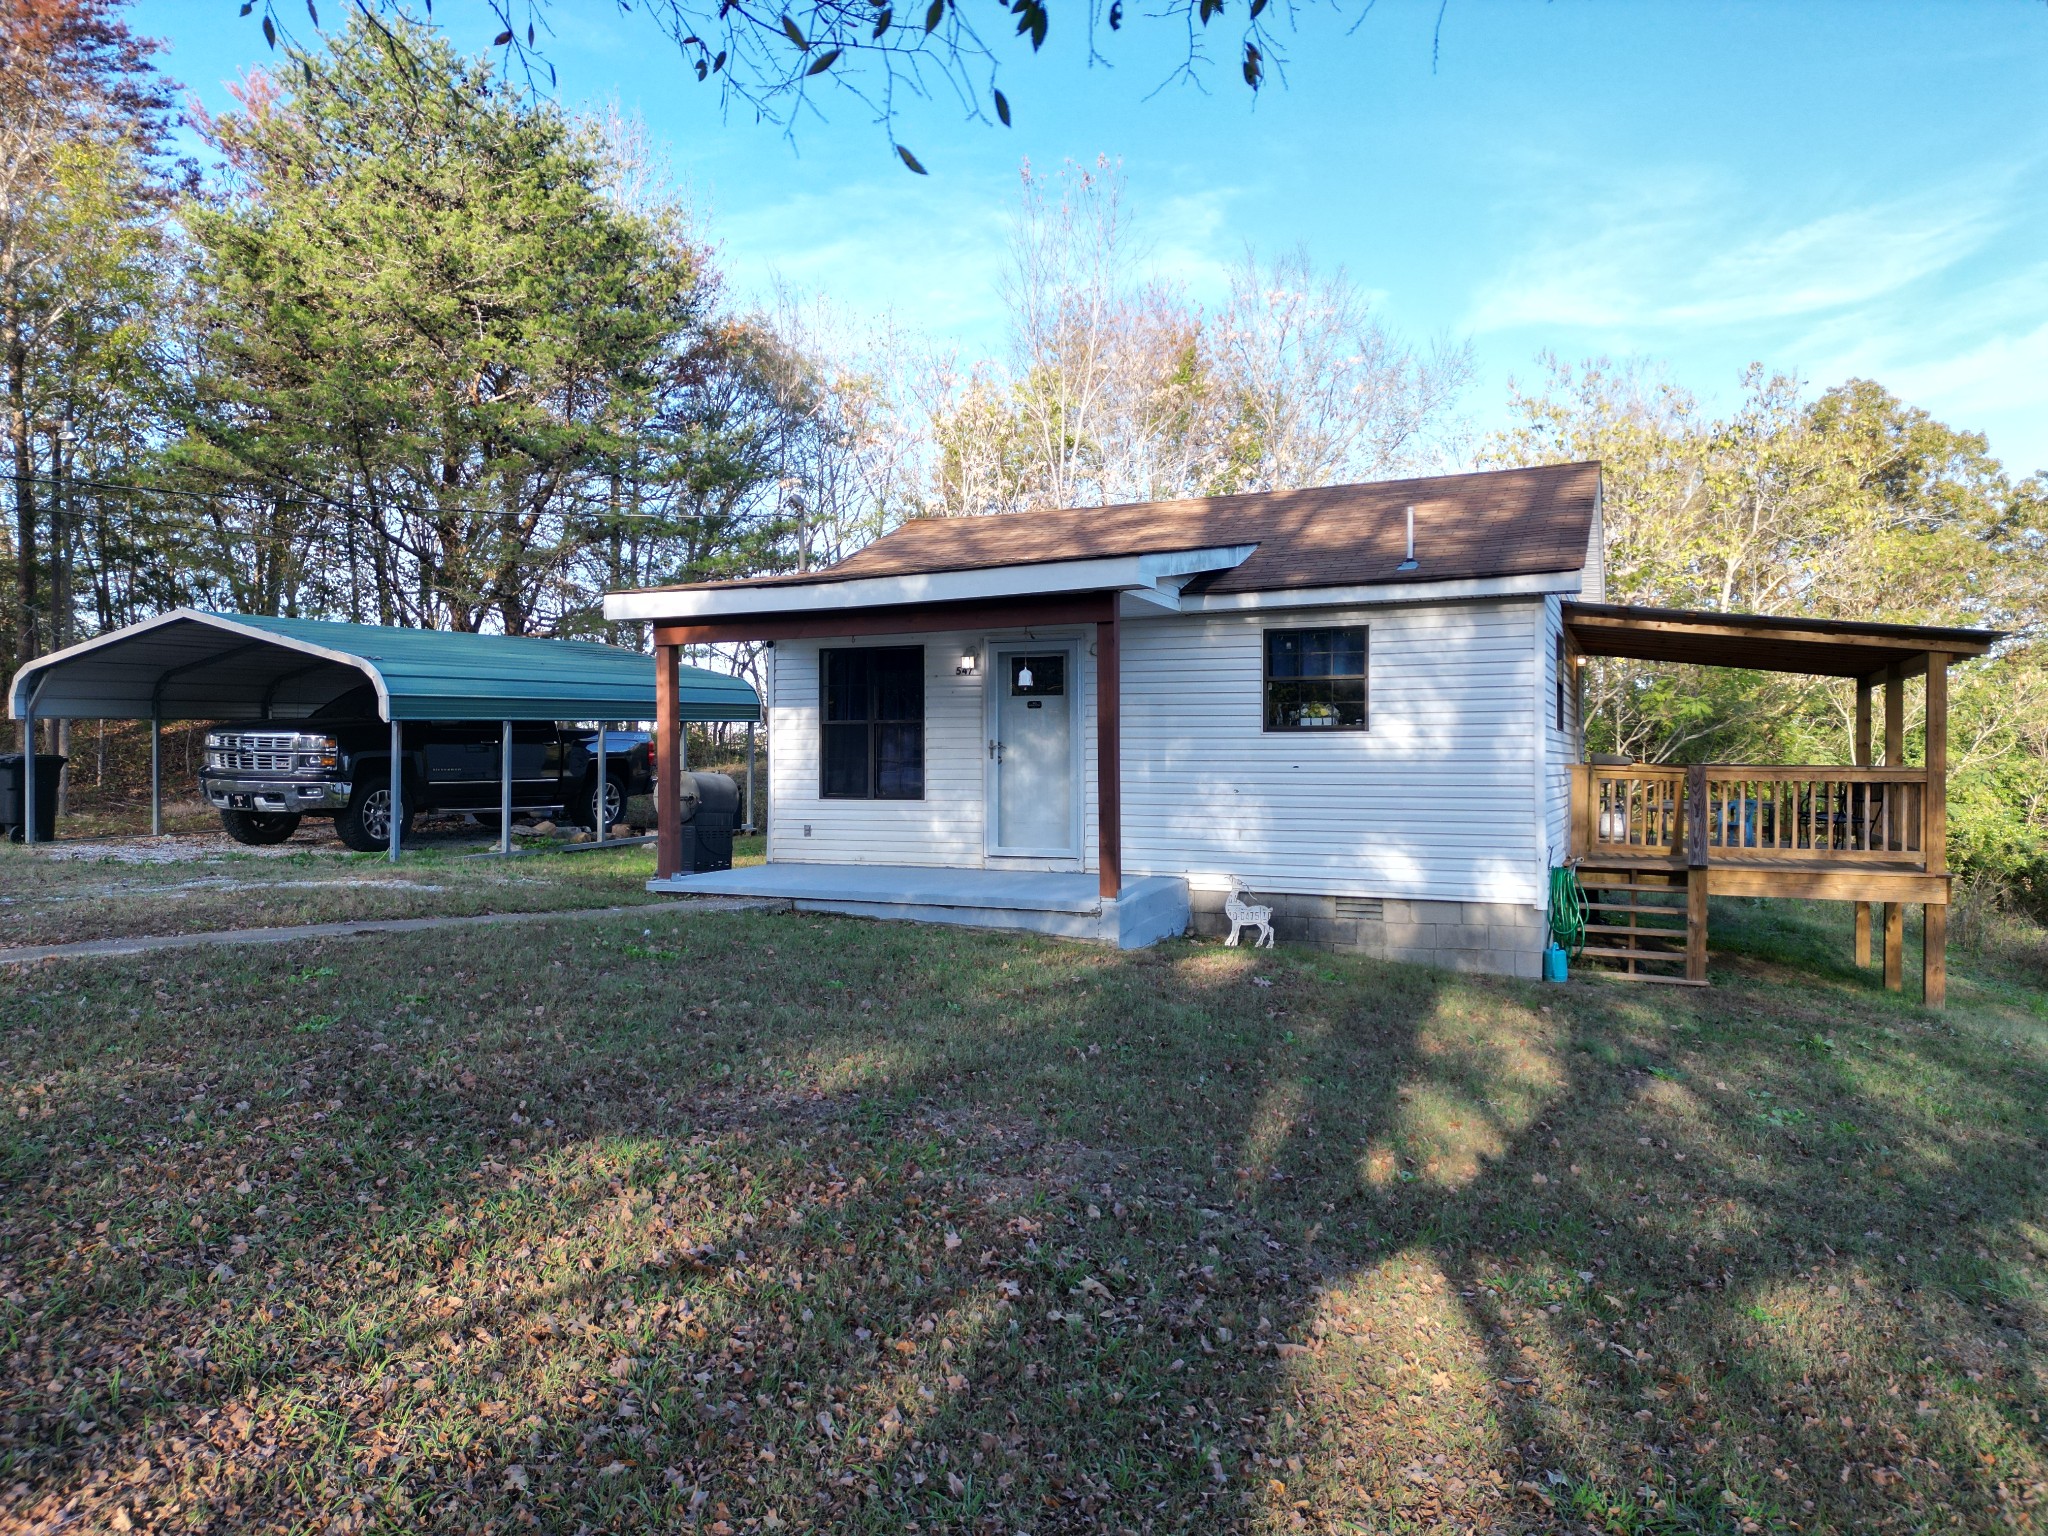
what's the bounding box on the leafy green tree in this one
[1487,358,2048,901]
[1,0,179,723]
[181,17,707,634]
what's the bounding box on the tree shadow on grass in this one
[2,901,2046,1533]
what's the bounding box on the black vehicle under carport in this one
[6,609,760,858]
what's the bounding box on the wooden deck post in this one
[1096,605,1122,901]
[1684,762,1709,984]
[1854,678,1873,966]
[1882,664,1905,991]
[654,642,683,880]
[1923,651,1949,1007]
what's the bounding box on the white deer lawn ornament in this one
[1223,878,1275,949]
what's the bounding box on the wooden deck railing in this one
[1574,762,1932,867]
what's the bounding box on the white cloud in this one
[1466,174,2003,337]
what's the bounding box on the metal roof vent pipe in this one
[1397,504,1420,571]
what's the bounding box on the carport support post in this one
[21,708,35,846]
[149,707,162,837]
[387,717,402,864]
[594,724,608,846]
[499,719,513,857]
[654,644,682,880]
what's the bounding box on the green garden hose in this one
[1548,862,1587,959]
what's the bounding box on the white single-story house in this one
[603,462,1607,974]
[606,460,1996,996]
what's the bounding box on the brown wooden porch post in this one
[1882,664,1905,992]
[1854,678,1873,967]
[1096,603,1122,901]
[1684,762,1708,984]
[1923,652,1949,1007]
[655,643,683,880]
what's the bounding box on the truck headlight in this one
[293,733,339,769]
[204,731,225,750]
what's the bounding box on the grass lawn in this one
[2,896,2045,1534]
[0,834,767,949]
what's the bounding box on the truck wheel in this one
[572,769,623,831]
[336,775,414,852]
[220,809,302,846]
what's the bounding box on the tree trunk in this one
[8,323,37,746]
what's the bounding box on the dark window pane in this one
[823,651,871,722]
[1330,679,1367,726]
[819,646,925,797]
[872,649,923,720]
[820,723,869,797]
[875,724,924,798]
[1265,627,1367,730]
[1265,681,1302,731]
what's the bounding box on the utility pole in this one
[9,330,37,751]
[52,419,72,806]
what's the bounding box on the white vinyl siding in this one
[1120,600,1547,905]
[765,602,1549,905]
[767,629,1097,870]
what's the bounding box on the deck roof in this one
[1563,602,2003,679]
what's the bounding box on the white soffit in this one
[1187,569,1588,612]
[603,546,1259,623]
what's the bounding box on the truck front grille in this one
[209,733,301,774]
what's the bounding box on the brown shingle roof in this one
[653,462,1600,596]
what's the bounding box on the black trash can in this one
[0,753,67,843]
[686,771,739,872]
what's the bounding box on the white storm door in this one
[989,646,1078,857]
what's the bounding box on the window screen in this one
[1264,628,1368,731]
[820,647,924,799]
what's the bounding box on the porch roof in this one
[1562,602,2001,680]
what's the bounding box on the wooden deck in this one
[1569,752,1949,1001]
[1556,602,1995,1008]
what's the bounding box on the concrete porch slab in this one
[648,863,1190,949]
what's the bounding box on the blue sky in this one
[140,0,2048,476]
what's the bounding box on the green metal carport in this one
[7,608,759,860]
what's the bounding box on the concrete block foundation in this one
[1188,888,1547,979]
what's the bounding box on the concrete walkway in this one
[0,897,774,967]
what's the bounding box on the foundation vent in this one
[1334,897,1384,922]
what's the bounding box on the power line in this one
[13,471,228,505]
